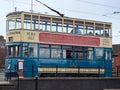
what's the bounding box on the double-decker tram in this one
[5,11,112,78]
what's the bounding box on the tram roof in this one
[6,11,112,24]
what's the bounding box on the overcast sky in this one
[1,0,120,44]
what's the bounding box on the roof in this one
[6,11,112,24]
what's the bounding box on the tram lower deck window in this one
[7,46,20,57]
[39,44,50,58]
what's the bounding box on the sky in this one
[1,0,120,44]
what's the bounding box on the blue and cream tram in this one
[5,11,112,78]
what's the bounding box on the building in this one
[0,35,6,68]
[112,44,120,76]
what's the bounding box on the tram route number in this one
[27,32,35,40]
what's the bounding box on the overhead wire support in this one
[35,0,64,17]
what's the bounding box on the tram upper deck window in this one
[95,24,111,37]
[57,23,62,32]
[8,19,15,30]
[40,16,50,31]
[95,26,104,36]
[85,26,94,35]
[40,21,46,31]
[32,15,39,30]
[71,25,83,35]
[64,19,73,33]
[24,15,31,29]
[105,24,111,37]
[7,18,21,30]
[52,22,57,32]
[85,22,94,36]
[103,30,109,37]
[52,18,62,32]
[16,18,21,29]
[75,21,84,35]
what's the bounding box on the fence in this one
[112,66,120,77]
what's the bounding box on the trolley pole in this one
[30,0,33,12]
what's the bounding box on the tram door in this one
[104,49,112,77]
[18,60,24,78]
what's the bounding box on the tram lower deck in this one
[5,56,112,78]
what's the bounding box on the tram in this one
[5,11,112,78]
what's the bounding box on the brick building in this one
[112,44,120,76]
[0,35,6,68]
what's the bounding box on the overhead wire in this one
[2,0,120,21]
[75,0,120,9]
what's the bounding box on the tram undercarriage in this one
[40,73,99,77]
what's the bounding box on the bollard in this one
[17,74,19,90]
[35,76,38,90]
